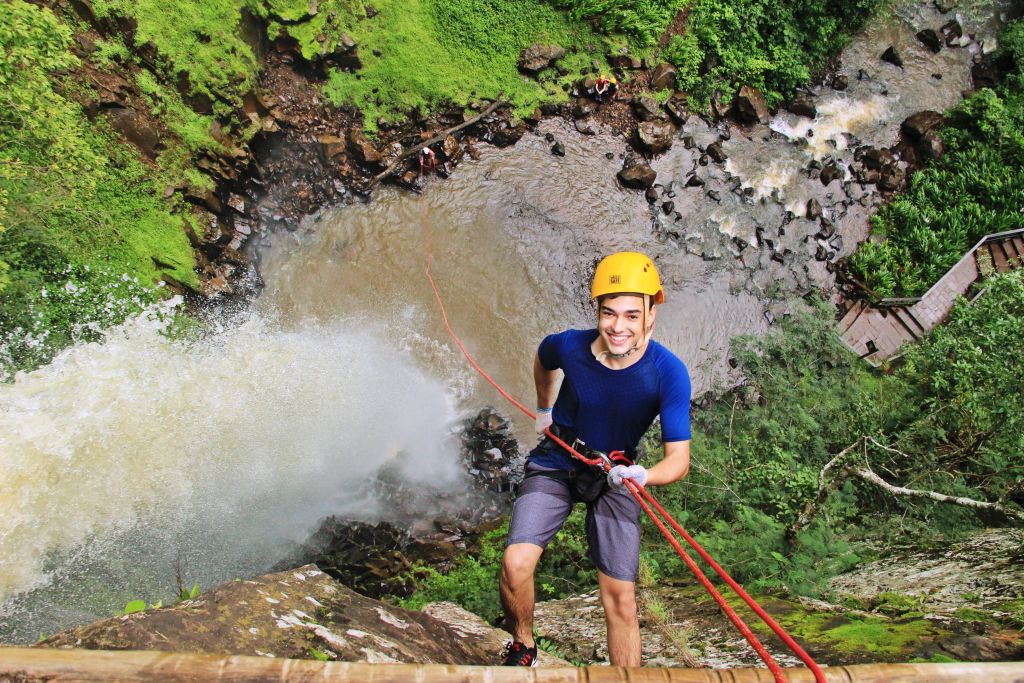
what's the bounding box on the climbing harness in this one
[419,202,826,683]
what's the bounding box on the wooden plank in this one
[3,648,1024,683]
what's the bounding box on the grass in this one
[323,0,608,131]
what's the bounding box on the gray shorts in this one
[506,463,643,581]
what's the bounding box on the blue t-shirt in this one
[531,329,692,470]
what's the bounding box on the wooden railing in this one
[839,228,1024,364]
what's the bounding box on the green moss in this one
[322,0,607,131]
[91,0,259,110]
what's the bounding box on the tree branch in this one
[363,98,506,192]
[850,466,1024,522]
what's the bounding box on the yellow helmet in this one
[591,252,664,304]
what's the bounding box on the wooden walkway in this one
[839,228,1024,365]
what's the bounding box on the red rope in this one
[419,201,825,682]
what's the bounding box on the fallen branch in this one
[850,466,1024,522]
[789,436,1024,544]
[363,98,506,191]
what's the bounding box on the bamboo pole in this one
[2,648,1023,682]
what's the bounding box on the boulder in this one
[635,120,675,153]
[820,161,843,186]
[916,131,944,162]
[877,164,906,192]
[551,141,566,156]
[517,44,565,74]
[806,198,822,220]
[617,157,657,189]
[916,28,942,53]
[881,46,903,68]
[733,86,769,124]
[574,119,596,135]
[786,94,817,119]
[649,62,677,90]
[632,95,662,121]
[317,134,346,159]
[861,146,894,171]
[347,127,384,167]
[103,107,161,158]
[706,140,728,163]
[900,111,943,141]
[440,134,463,163]
[941,19,963,46]
[607,52,642,69]
[833,74,849,90]
[38,566,491,664]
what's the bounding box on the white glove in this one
[535,408,553,434]
[607,464,648,490]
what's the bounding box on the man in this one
[500,251,692,667]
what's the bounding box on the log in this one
[850,467,1024,522]
[363,98,506,191]
[2,647,1024,682]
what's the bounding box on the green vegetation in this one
[666,0,882,108]
[550,0,686,48]
[323,0,605,131]
[0,1,196,379]
[850,19,1024,297]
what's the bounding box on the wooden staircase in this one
[840,228,1024,364]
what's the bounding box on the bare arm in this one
[534,353,559,411]
[644,440,690,486]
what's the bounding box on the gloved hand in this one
[535,408,553,434]
[607,464,648,490]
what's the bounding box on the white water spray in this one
[0,302,470,640]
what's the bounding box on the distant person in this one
[419,146,437,176]
[594,74,617,103]
[499,251,692,667]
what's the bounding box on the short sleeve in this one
[659,357,692,442]
[537,331,567,371]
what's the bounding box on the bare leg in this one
[499,542,544,646]
[598,570,641,666]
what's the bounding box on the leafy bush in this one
[666,0,881,108]
[849,19,1024,297]
[549,0,686,48]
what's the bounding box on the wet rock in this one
[733,85,769,124]
[517,44,565,74]
[607,52,642,70]
[617,157,657,189]
[650,62,677,91]
[574,119,596,135]
[685,175,705,188]
[816,218,835,239]
[681,135,696,149]
[635,120,675,154]
[878,164,906,192]
[941,19,963,46]
[487,118,527,147]
[441,134,463,163]
[828,235,844,253]
[662,201,675,214]
[917,131,944,162]
[706,140,727,163]
[820,161,843,186]
[347,127,384,167]
[806,198,822,220]
[834,74,849,90]
[916,28,942,53]
[550,141,566,156]
[881,46,904,68]
[707,189,721,202]
[317,134,346,159]
[786,94,817,119]
[633,95,662,121]
[184,186,224,216]
[663,96,687,124]
[573,99,594,119]
[972,61,999,90]
[644,188,658,204]
[901,111,943,141]
[104,107,161,158]
[861,146,894,170]
[699,153,709,166]
[39,566,495,664]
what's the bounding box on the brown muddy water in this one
[0,0,1013,645]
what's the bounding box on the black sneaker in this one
[501,640,538,667]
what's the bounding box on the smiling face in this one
[597,294,656,357]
